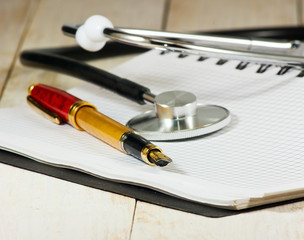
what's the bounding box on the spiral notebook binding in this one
[256,64,272,73]
[160,51,304,77]
[178,53,188,58]
[236,62,249,70]
[296,70,304,77]
[216,59,228,65]
[277,66,292,75]
[197,56,208,61]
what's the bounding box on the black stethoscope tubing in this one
[20,26,304,105]
[20,45,151,105]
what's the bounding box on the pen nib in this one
[148,150,172,167]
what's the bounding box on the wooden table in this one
[1,1,304,239]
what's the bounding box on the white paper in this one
[1,51,304,209]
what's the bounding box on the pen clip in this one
[27,95,64,125]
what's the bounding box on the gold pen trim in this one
[119,131,134,154]
[28,83,39,95]
[68,100,97,130]
[27,96,63,125]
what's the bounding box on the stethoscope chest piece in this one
[127,90,231,141]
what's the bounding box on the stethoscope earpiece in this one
[76,15,113,52]
[127,90,231,140]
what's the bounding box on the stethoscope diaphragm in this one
[127,90,231,141]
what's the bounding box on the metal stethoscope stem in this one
[102,27,304,69]
[142,92,156,105]
[104,27,300,53]
[69,15,304,69]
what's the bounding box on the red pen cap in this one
[28,84,81,123]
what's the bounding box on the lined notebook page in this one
[1,50,304,209]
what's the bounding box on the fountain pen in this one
[27,84,172,166]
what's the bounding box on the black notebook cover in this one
[1,149,303,218]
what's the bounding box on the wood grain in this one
[0,0,38,97]
[0,164,135,239]
[166,0,299,32]
[300,0,304,24]
[131,201,304,240]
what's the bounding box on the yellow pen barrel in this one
[68,102,172,166]
[75,106,130,151]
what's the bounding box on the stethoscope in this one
[68,15,304,68]
[20,15,304,141]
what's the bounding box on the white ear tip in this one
[76,25,106,52]
[84,15,113,42]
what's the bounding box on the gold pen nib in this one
[148,150,172,167]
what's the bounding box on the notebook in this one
[1,50,304,210]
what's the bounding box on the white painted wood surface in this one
[1,0,304,239]
[0,0,38,95]
[131,201,304,240]
[166,0,299,31]
[0,164,136,240]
